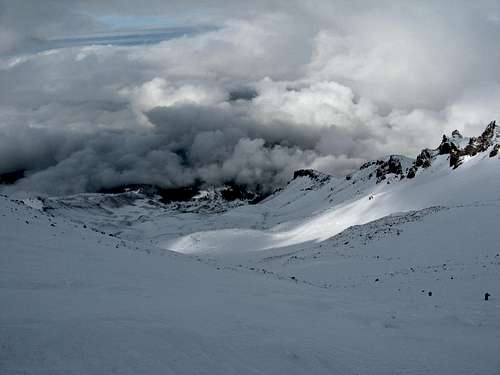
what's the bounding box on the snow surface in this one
[165,150,500,254]
[1,140,500,374]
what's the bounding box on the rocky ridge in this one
[407,121,500,178]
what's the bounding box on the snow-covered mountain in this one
[1,122,500,375]
[165,122,500,255]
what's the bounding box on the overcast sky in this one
[1,0,500,195]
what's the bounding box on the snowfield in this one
[165,150,500,255]
[1,125,500,374]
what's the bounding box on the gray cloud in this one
[1,1,500,196]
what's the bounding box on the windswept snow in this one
[2,193,500,375]
[2,126,500,374]
[166,148,500,254]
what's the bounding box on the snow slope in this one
[167,144,500,254]
[2,193,500,375]
[2,123,500,374]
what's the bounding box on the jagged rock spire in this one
[407,120,499,178]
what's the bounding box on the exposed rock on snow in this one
[293,169,331,183]
[407,121,500,177]
[292,169,332,190]
[489,144,500,157]
[375,155,405,182]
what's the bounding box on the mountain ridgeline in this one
[296,121,499,189]
[1,121,498,203]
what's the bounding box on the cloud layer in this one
[1,1,500,195]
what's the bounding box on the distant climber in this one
[485,292,491,301]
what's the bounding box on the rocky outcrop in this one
[449,121,499,168]
[359,160,379,170]
[438,134,460,155]
[489,144,500,158]
[98,182,268,205]
[293,169,331,183]
[414,149,435,168]
[99,184,200,203]
[291,169,332,191]
[289,122,498,186]
[375,155,404,183]
[406,149,435,178]
[350,155,413,183]
[465,121,499,155]
[407,121,499,178]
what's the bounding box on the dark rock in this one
[438,135,459,155]
[375,155,404,183]
[407,121,499,176]
[293,169,327,181]
[98,181,267,205]
[220,183,262,202]
[414,149,434,168]
[99,184,200,202]
[359,161,377,170]
[481,121,497,140]
[406,166,417,179]
[407,149,434,178]
[449,149,462,169]
[156,187,200,203]
[292,169,331,190]
[489,144,500,157]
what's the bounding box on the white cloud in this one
[1,1,500,195]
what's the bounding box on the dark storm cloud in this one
[1,1,500,195]
[0,98,362,195]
